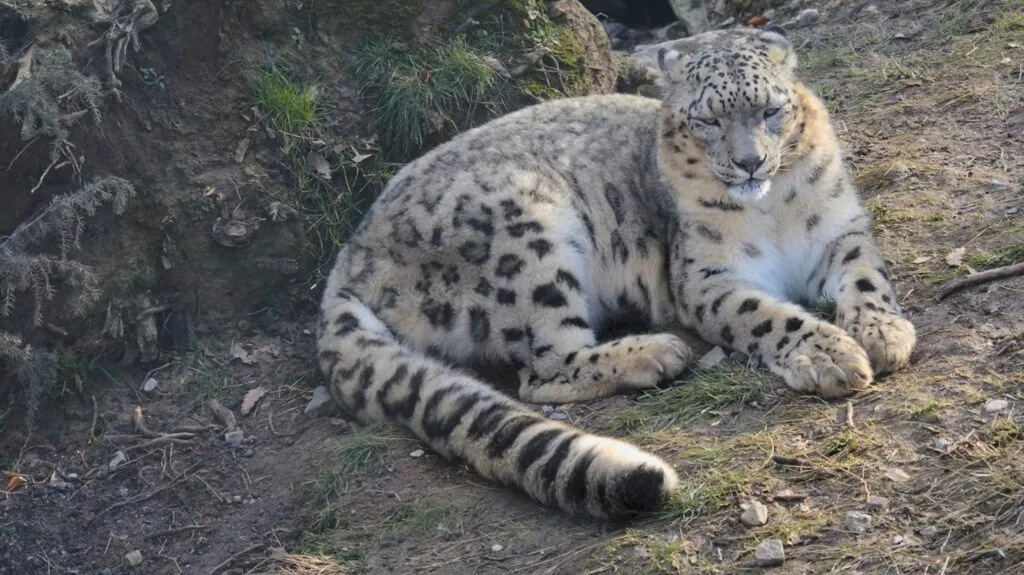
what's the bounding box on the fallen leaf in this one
[229,342,255,365]
[307,151,332,179]
[351,152,373,164]
[945,247,966,267]
[240,386,267,416]
[5,474,26,491]
[912,256,933,264]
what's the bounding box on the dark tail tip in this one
[613,465,672,514]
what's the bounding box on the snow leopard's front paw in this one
[781,324,872,398]
[843,310,916,376]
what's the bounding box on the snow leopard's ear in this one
[758,25,798,71]
[657,47,681,74]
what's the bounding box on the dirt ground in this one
[2,0,1023,573]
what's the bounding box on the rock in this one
[919,526,939,540]
[409,449,425,458]
[141,377,158,393]
[108,451,128,471]
[883,466,911,483]
[755,539,785,567]
[491,544,504,552]
[866,495,890,510]
[933,438,954,453]
[124,550,143,567]
[224,429,245,446]
[304,386,337,418]
[984,399,1009,414]
[844,511,873,533]
[698,346,728,369]
[549,411,570,421]
[785,8,821,28]
[740,500,769,527]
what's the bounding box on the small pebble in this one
[549,411,570,421]
[141,378,159,393]
[884,466,911,483]
[66,473,79,480]
[224,429,245,446]
[491,544,504,553]
[984,399,1009,414]
[232,495,243,503]
[844,510,873,533]
[698,346,727,368]
[108,451,128,471]
[124,550,143,567]
[409,449,425,458]
[541,405,555,415]
[304,386,337,418]
[919,526,939,540]
[866,495,890,510]
[740,500,769,527]
[755,539,785,567]
[933,438,954,452]
[795,8,821,26]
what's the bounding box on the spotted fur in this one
[317,27,916,520]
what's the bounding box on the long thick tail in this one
[316,290,679,520]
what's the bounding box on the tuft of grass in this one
[992,11,1024,32]
[386,501,455,535]
[305,425,395,532]
[622,364,770,431]
[295,533,365,570]
[350,37,499,160]
[252,66,320,138]
[811,299,838,323]
[963,239,1024,270]
[925,13,980,41]
[173,335,228,403]
[249,60,400,284]
[801,48,857,72]
[620,366,767,432]
[656,469,750,524]
[984,417,1022,449]
[897,398,953,422]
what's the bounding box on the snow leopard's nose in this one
[732,155,766,176]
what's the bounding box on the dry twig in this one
[936,262,1024,300]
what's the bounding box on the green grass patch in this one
[350,37,499,160]
[810,299,838,323]
[249,60,401,283]
[252,66,320,138]
[619,366,767,432]
[925,12,980,41]
[387,501,455,535]
[963,239,1024,270]
[307,425,396,532]
[656,469,750,524]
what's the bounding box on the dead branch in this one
[936,262,1024,301]
[208,399,238,432]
